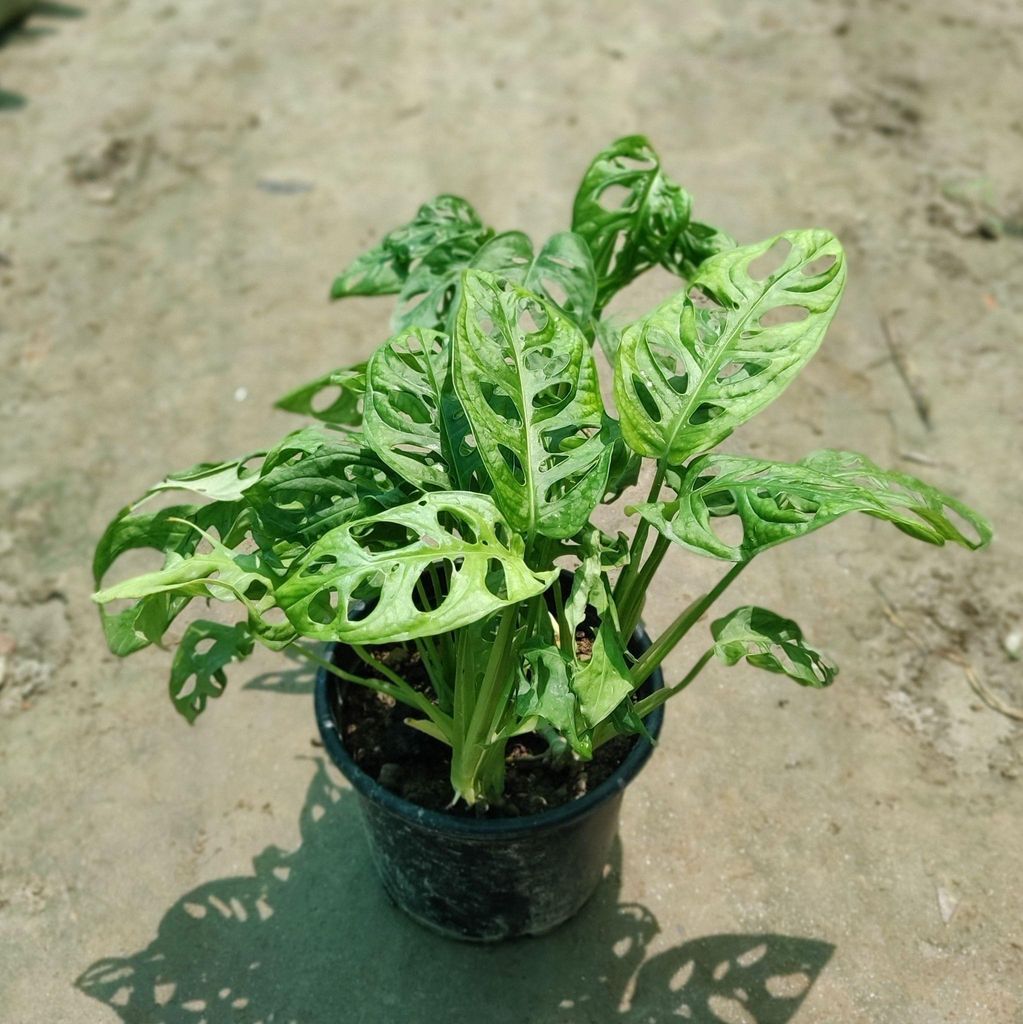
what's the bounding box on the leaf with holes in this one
[664,219,737,280]
[470,231,597,331]
[170,621,255,723]
[561,543,634,728]
[614,229,847,464]
[275,363,366,426]
[516,641,592,757]
[363,327,484,491]
[453,270,612,539]
[632,450,992,561]
[93,519,277,622]
[92,502,252,656]
[572,135,695,310]
[712,606,837,688]
[134,454,266,507]
[248,427,410,545]
[276,492,555,643]
[331,194,492,302]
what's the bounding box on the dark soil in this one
[331,642,636,818]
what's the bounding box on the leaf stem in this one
[614,461,668,613]
[631,648,715,720]
[291,643,452,737]
[630,561,747,688]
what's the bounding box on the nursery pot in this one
[314,625,664,942]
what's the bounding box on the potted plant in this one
[93,135,991,941]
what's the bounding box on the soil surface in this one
[2,2,1022,1023]
[334,642,636,816]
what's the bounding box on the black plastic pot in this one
[314,625,664,942]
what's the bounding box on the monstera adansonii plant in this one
[93,135,991,807]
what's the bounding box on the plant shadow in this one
[242,651,315,696]
[76,761,835,1023]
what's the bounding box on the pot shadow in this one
[76,761,835,1024]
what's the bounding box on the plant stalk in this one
[630,561,747,688]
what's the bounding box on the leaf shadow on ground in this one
[76,760,835,1024]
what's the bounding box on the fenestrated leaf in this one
[711,606,837,687]
[632,449,993,562]
[573,622,634,728]
[665,219,737,280]
[363,327,484,492]
[275,363,366,426]
[572,135,693,309]
[614,229,847,465]
[276,492,556,644]
[92,502,251,656]
[331,194,491,301]
[137,454,266,506]
[453,270,612,540]
[516,641,592,757]
[561,546,634,729]
[93,520,276,611]
[247,427,409,545]
[603,418,642,502]
[392,232,491,334]
[470,231,597,331]
[169,621,255,723]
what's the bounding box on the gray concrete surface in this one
[1,2,1021,1021]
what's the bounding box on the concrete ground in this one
[1,2,1021,1021]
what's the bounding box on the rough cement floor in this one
[1,2,1021,1021]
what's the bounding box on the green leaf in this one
[603,418,643,502]
[248,427,409,545]
[615,230,846,465]
[711,606,837,687]
[93,522,274,609]
[92,502,251,656]
[276,492,555,643]
[561,548,634,729]
[331,194,494,335]
[573,622,634,728]
[331,194,491,301]
[633,449,993,561]
[274,363,366,426]
[363,327,484,491]
[572,135,693,309]
[664,219,737,280]
[137,455,266,506]
[169,621,255,723]
[453,270,612,539]
[517,641,592,757]
[470,231,597,331]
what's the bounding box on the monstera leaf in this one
[92,502,252,656]
[665,219,737,279]
[363,327,483,492]
[137,455,266,505]
[169,621,255,723]
[470,231,597,331]
[453,271,612,540]
[712,606,837,687]
[615,230,847,465]
[276,492,555,643]
[516,640,592,756]
[247,427,409,545]
[633,450,993,561]
[572,135,694,308]
[330,194,492,301]
[275,363,366,426]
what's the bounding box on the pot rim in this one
[313,624,665,838]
